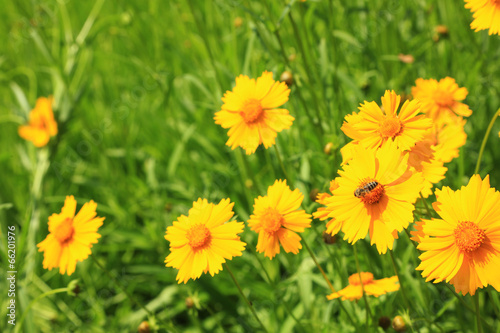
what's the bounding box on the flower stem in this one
[91,255,179,333]
[15,288,69,333]
[223,263,268,333]
[353,244,373,327]
[475,107,500,174]
[273,144,291,185]
[474,294,483,333]
[419,192,433,219]
[389,249,411,311]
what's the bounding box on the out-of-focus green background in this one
[1,0,500,332]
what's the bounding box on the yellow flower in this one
[248,180,311,259]
[416,175,500,295]
[431,117,467,163]
[341,90,432,151]
[412,77,472,125]
[410,220,426,244]
[214,71,294,154]
[327,142,423,254]
[465,0,500,35]
[407,141,447,198]
[18,96,58,147]
[327,272,399,301]
[37,196,104,275]
[165,198,246,284]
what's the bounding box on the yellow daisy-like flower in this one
[18,96,58,147]
[341,90,432,151]
[37,196,104,276]
[313,180,343,236]
[248,180,312,259]
[165,198,246,284]
[416,175,500,295]
[431,117,467,163]
[412,77,472,125]
[214,71,294,154]
[327,142,423,254]
[465,0,500,35]
[407,141,447,198]
[326,272,399,301]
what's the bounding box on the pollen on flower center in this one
[241,99,264,124]
[186,224,212,249]
[261,207,284,233]
[348,272,374,286]
[454,221,485,253]
[433,90,454,107]
[379,117,402,138]
[54,218,75,244]
[356,178,385,204]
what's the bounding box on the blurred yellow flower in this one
[214,71,294,154]
[341,91,432,151]
[165,198,246,284]
[465,0,500,35]
[327,272,399,301]
[18,96,58,147]
[248,180,311,259]
[416,175,500,295]
[37,196,104,275]
[431,117,467,163]
[407,141,447,198]
[412,77,472,125]
[327,142,423,254]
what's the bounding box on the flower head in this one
[18,96,58,147]
[248,180,311,259]
[165,198,246,284]
[214,71,294,154]
[416,175,500,295]
[37,196,104,275]
[431,117,467,163]
[412,77,472,125]
[326,141,423,254]
[326,272,399,301]
[407,141,447,198]
[465,0,500,35]
[341,90,432,151]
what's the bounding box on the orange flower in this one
[18,96,58,147]
[341,91,432,151]
[37,196,104,275]
[327,272,399,301]
[165,198,246,284]
[465,0,500,35]
[214,71,293,154]
[248,180,311,259]
[412,77,472,125]
[416,175,500,295]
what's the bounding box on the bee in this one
[354,181,379,198]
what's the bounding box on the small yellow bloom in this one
[248,180,311,259]
[465,0,500,35]
[327,272,399,301]
[416,175,500,295]
[407,141,447,198]
[165,199,246,284]
[37,196,104,275]
[18,96,58,147]
[214,71,294,154]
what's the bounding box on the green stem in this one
[389,250,411,311]
[474,107,500,174]
[15,288,69,333]
[223,263,268,333]
[273,144,291,185]
[474,294,483,333]
[91,255,179,333]
[419,192,433,219]
[353,244,373,327]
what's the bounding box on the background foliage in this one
[1,0,500,332]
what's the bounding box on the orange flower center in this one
[241,99,264,124]
[355,179,385,204]
[433,89,454,107]
[186,224,212,249]
[261,207,284,233]
[54,218,75,244]
[454,221,485,253]
[379,117,402,138]
[348,272,374,285]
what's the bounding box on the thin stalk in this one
[91,255,179,333]
[15,288,69,333]
[273,144,291,185]
[353,244,373,326]
[474,294,483,333]
[474,107,500,174]
[223,263,268,333]
[389,250,411,311]
[419,193,433,219]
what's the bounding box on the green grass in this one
[1,0,500,332]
